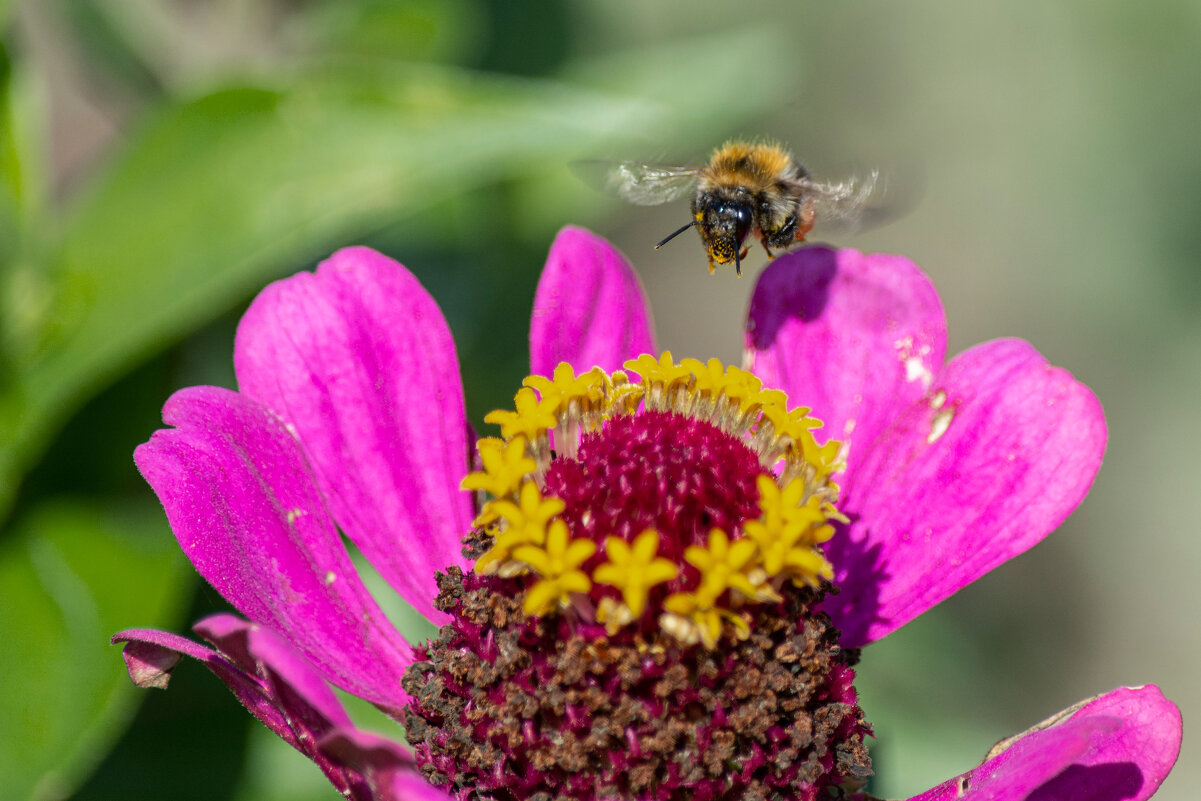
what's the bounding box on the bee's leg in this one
[797,198,817,241]
[736,246,750,277]
[760,241,774,259]
[707,257,717,275]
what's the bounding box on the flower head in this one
[114,227,1180,801]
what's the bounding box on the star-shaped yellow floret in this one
[760,403,821,445]
[812,438,844,478]
[751,387,789,415]
[605,370,645,415]
[681,357,730,395]
[593,529,679,618]
[683,528,760,602]
[486,481,565,532]
[461,437,535,498]
[473,482,567,574]
[743,475,834,583]
[661,591,750,649]
[721,365,769,413]
[484,387,558,440]
[624,352,693,388]
[523,363,606,410]
[513,520,597,616]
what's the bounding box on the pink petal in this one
[193,613,352,730]
[378,770,455,801]
[113,619,373,800]
[135,385,414,710]
[907,686,1181,801]
[235,246,473,625]
[825,339,1107,647]
[320,728,450,801]
[319,727,414,772]
[530,226,656,377]
[744,247,947,477]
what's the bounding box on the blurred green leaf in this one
[51,0,165,100]
[0,498,190,801]
[231,724,338,801]
[0,25,803,522]
[560,25,804,155]
[854,604,1018,800]
[0,34,48,298]
[0,64,659,522]
[298,0,484,66]
[0,39,44,229]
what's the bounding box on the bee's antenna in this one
[654,220,699,250]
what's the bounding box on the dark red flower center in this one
[545,410,765,561]
[401,355,873,801]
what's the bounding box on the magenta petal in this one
[135,385,414,709]
[378,770,455,801]
[113,626,308,750]
[193,613,352,729]
[745,247,947,475]
[113,620,373,800]
[234,246,473,624]
[826,338,1108,647]
[907,686,1181,801]
[320,728,450,801]
[530,226,656,376]
[114,627,245,691]
[319,727,414,773]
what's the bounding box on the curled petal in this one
[530,226,656,377]
[135,386,413,709]
[112,617,373,800]
[745,247,947,477]
[826,339,1107,646]
[192,614,351,729]
[320,728,450,801]
[906,686,1181,801]
[235,246,473,624]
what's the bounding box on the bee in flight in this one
[606,141,880,276]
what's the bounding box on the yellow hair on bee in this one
[703,141,796,194]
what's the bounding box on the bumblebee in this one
[606,141,879,276]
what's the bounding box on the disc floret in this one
[401,354,873,801]
[463,352,844,645]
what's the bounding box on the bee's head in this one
[654,190,753,275]
[697,193,753,273]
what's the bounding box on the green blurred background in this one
[1,1,1196,799]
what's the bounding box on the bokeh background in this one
[1,1,1196,799]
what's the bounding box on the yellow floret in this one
[484,387,559,440]
[624,352,693,389]
[681,357,730,395]
[593,529,679,618]
[461,436,536,500]
[743,475,834,584]
[474,482,568,575]
[721,366,769,413]
[661,591,750,649]
[684,528,760,602]
[604,370,646,416]
[514,520,597,616]
[484,481,565,532]
[523,363,607,410]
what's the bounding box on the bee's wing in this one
[593,161,703,206]
[792,168,912,237]
[794,169,893,233]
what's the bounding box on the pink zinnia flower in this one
[114,227,1181,801]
